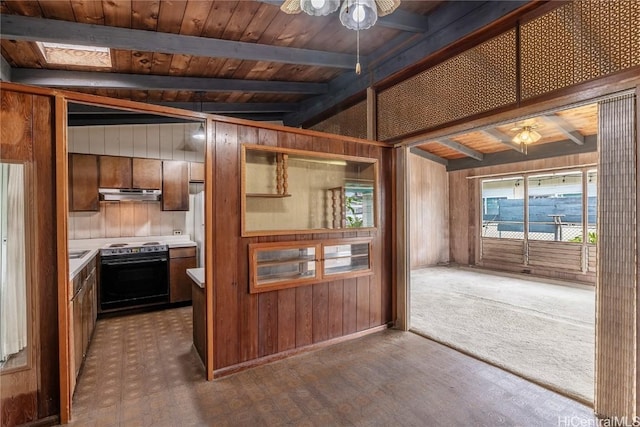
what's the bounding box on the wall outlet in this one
[173,230,182,235]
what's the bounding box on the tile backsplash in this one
[68,202,187,240]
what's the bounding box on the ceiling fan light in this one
[530,129,542,143]
[300,0,340,16]
[512,126,542,145]
[340,0,378,30]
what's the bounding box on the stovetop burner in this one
[100,241,168,256]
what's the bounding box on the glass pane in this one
[325,256,370,275]
[481,177,524,239]
[324,243,368,259]
[257,247,315,263]
[587,169,597,244]
[243,147,378,234]
[528,171,583,241]
[257,260,317,285]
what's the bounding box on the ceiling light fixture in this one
[280,0,401,74]
[192,92,205,141]
[512,126,542,145]
[300,0,340,16]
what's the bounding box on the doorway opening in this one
[407,101,599,404]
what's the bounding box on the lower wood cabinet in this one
[70,255,98,395]
[169,247,197,303]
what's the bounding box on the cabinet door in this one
[132,158,162,189]
[162,160,189,211]
[99,156,132,189]
[169,253,196,303]
[69,154,99,211]
[72,291,83,377]
[189,162,205,183]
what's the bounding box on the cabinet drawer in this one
[169,247,196,259]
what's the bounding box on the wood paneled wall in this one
[408,153,449,268]
[448,152,598,266]
[210,123,392,372]
[0,90,58,425]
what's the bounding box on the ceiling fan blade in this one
[281,0,302,14]
[375,0,401,17]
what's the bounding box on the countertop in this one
[187,268,205,289]
[68,235,197,280]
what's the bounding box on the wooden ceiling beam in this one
[0,14,357,69]
[12,68,327,94]
[68,102,299,114]
[541,114,585,145]
[286,1,529,127]
[480,129,524,153]
[434,137,484,161]
[409,147,448,166]
[446,135,597,172]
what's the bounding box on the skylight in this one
[36,42,112,67]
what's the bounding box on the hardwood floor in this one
[66,306,594,426]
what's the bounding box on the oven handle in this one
[102,257,168,266]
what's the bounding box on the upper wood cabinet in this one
[69,154,99,211]
[162,160,189,211]
[132,158,162,189]
[189,162,205,183]
[99,155,132,189]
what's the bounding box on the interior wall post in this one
[394,146,409,330]
[595,91,637,419]
[367,87,377,141]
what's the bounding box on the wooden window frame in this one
[249,238,373,293]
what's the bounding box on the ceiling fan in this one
[280,0,401,29]
[510,122,542,145]
[279,0,401,74]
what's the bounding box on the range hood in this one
[99,188,161,202]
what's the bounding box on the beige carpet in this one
[410,266,594,403]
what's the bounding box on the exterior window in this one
[481,168,597,242]
[528,171,582,241]
[481,176,524,239]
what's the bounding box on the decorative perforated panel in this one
[521,0,640,100]
[310,100,367,140]
[377,30,517,141]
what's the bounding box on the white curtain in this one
[0,163,27,363]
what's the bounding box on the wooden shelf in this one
[324,253,369,260]
[246,193,292,198]
[257,256,316,268]
[257,271,317,284]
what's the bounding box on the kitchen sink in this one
[69,250,90,259]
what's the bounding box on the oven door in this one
[100,256,169,311]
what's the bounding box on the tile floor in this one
[66,306,595,426]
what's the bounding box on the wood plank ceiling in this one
[0,0,533,125]
[412,103,598,170]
